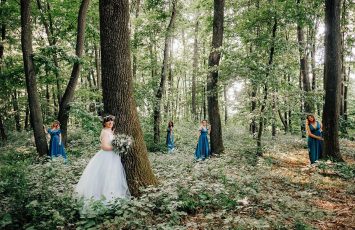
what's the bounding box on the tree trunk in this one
[153,1,176,144]
[24,105,29,130]
[250,84,257,135]
[224,84,228,125]
[344,67,349,121]
[322,0,343,161]
[192,20,198,121]
[20,0,48,156]
[0,114,6,142]
[207,0,225,155]
[256,16,277,156]
[12,90,21,131]
[99,0,158,196]
[57,0,90,145]
[297,0,313,114]
[94,42,101,89]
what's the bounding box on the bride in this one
[75,115,130,202]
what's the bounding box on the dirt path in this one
[264,145,354,229]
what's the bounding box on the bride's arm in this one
[100,131,113,151]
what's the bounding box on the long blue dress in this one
[166,128,175,153]
[195,127,210,160]
[48,128,67,162]
[307,121,322,164]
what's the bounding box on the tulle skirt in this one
[75,150,130,202]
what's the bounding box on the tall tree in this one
[153,0,176,144]
[322,0,343,161]
[20,0,48,156]
[99,0,158,196]
[256,16,277,156]
[57,0,90,145]
[207,0,225,154]
[192,19,199,121]
[297,0,313,114]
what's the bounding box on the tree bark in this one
[322,0,343,161]
[192,19,199,121]
[224,84,228,125]
[100,0,158,196]
[20,0,48,156]
[153,1,176,144]
[57,0,90,145]
[207,0,225,155]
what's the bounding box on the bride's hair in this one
[102,115,115,127]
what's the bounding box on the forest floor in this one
[0,124,354,229]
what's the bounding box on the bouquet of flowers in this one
[111,133,134,156]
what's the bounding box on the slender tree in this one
[57,0,90,145]
[20,0,48,156]
[297,0,313,114]
[207,0,225,154]
[256,16,277,156]
[153,0,176,144]
[322,0,343,161]
[99,0,158,196]
[192,19,199,121]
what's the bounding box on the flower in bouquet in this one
[111,133,134,156]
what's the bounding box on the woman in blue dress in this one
[166,121,175,153]
[306,115,323,164]
[46,121,67,162]
[195,120,211,161]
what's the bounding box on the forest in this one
[0,0,354,229]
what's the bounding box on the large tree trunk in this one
[192,20,199,121]
[322,0,343,161]
[99,0,158,196]
[207,0,225,155]
[57,0,90,145]
[153,1,176,144]
[20,0,48,156]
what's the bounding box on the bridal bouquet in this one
[111,133,134,156]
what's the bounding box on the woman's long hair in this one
[168,121,174,128]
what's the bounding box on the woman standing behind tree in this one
[166,121,175,153]
[45,121,67,163]
[306,115,323,165]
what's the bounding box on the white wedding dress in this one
[75,129,130,202]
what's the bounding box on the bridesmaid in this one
[46,120,67,163]
[195,120,210,161]
[166,121,175,153]
[305,115,323,164]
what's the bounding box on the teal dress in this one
[166,127,175,153]
[307,121,322,164]
[195,127,210,160]
[48,129,67,162]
